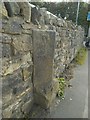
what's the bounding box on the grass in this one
[74,47,88,65]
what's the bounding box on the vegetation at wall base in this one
[74,47,88,65]
[57,78,66,98]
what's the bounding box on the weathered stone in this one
[34,79,59,109]
[2,43,11,58]
[33,29,55,86]
[50,17,57,26]
[2,99,22,118]
[4,2,20,17]
[0,43,2,58]
[10,16,25,24]
[1,3,9,19]
[2,69,22,93]
[57,18,63,27]
[44,14,50,25]
[2,89,13,105]
[21,99,33,114]
[2,52,32,76]
[56,26,61,33]
[2,34,12,43]
[2,106,12,118]
[22,64,33,81]
[11,108,23,118]
[2,20,22,35]
[31,7,42,25]
[17,2,31,23]
[21,23,31,30]
[33,29,59,108]
[12,34,32,54]
[22,29,32,35]
[38,8,45,25]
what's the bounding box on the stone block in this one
[2,99,22,118]
[17,2,31,23]
[33,29,59,108]
[2,89,13,106]
[21,99,33,114]
[22,64,33,82]
[34,79,59,109]
[1,3,9,19]
[31,7,41,25]
[0,43,2,58]
[1,52,32,76]
[19,86,33,103]
[2,106,12,118]
[57,18,63,27]
[22,29,32,35]
[2,43,11,58]
[12,83,33,97]
[12,34,32,54]
[2,70,22,94]
[33,29,55,86]
[4,2,20,17]
[2,20,22,35]
[44,14,50,25]
[2,34,12,44]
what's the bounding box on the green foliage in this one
[23,113,29,119]
[58,88,64,97]
[78,3,88,31]
[31,112,35,117]
[57,78,66,98]
[74,47,88,65]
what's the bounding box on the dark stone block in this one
[2,70,22,94]
[2,20,22,35]
[17,2,31,23]
[2,85,33,110]
[2,43,11,58]
[31,7,41,25]
[4,2,20,17]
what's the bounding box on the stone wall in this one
[31,7,84,78]
[1,2,84,118]
[1,2,34,118]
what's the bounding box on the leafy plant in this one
[31,112,35,117]
[57,78,66,98]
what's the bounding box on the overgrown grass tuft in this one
[74,47,88,65]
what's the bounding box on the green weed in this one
[57,78,66,98]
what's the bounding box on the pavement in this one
[49,50,88,118]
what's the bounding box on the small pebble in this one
[70,98,72,101]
